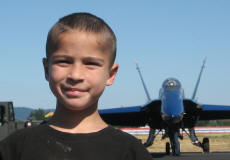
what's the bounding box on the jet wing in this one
[199,104,230,120]
[99,106,147,127]
[99,100,162,128]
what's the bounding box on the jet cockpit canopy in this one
[162,78,181,91]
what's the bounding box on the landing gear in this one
[185,128,210,154]
[186,128,202,146]
[202,137,210,153]
[166,142,170,155]
[144,128,158,147]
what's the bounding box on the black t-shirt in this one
[0,124,152,160]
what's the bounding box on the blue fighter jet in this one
[99,59,230,156]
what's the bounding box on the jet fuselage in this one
[160,78,184,125]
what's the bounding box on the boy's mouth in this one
[62,86,88,97]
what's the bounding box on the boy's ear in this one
[43,58,49,81]
[106,64,119,86]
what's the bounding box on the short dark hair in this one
[46,12,117,64]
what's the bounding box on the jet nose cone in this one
[162,114,183,124]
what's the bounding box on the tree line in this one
[28,108,46,121]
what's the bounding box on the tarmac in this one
[151,152,230,160]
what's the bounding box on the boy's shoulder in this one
[102,126,144,147]
[15,123,47,135]
[106,126,139,141]
[0,124,46,156]
[1,123,47,144]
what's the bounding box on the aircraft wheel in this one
[166,142,170,155]
[202,137,209,153]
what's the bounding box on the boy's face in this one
[43,30,118,111]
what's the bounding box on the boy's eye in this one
[53,60,71,66]
[85,61,101,66]
[56,60,68,63]
[83,57,104,68]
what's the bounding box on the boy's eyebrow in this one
[51,55,72,59]
[83,57,105,63]
[51,55,105,63]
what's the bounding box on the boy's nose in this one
[67,64,84,83]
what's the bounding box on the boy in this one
[0,12,152,160]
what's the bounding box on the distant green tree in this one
[196,120,209,126]
[29,108,45,121]
[197,120,230,126]
[216,119,230,126]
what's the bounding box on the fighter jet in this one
[99,59,230,156]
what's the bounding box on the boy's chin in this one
[65,105,90,111]
[59,101,97,112]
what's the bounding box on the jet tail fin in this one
[191,58,207,100]
[134,60,151,102]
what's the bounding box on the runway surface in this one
[151,152,230,160]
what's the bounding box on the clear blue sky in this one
[0,0,230,109]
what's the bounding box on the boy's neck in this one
[48,104,107,134]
